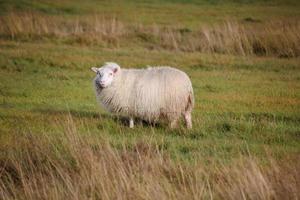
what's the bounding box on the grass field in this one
[0,0,300,199]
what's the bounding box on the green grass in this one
[0,39,299,163]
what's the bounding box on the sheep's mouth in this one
[96,82,105,89]
[100,83,106,88]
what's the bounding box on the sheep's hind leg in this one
[184,111,192,129]
[129,118,134,128]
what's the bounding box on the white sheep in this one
[91,62,194,129]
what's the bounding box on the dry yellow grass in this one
[0,12,299,57]
[0,116,299,200]
[0,12,125,45]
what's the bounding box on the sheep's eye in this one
[109,73,113,76]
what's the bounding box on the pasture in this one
[0,0,299,199]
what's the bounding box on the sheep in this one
[91,62,194,129]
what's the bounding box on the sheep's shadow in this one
[112,115,162,128]
[33,108,162,128]
[33,108,102,119]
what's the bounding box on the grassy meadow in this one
[0,0,300,199]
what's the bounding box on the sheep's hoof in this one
[187,125,192,130]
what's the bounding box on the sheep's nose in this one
[99,81,106,87]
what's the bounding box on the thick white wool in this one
[94,65,194,123]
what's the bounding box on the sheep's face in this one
[91,62,120,88]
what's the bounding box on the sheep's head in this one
[91,62,120,88]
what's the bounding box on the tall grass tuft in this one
[140,21,300,57]
[0,115,299,199]
[0,12,125,46]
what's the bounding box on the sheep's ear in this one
[105,62,120,74]
[91,67,98,73]
[112,65,120,74]
[113,67,119,74]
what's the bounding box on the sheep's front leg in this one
[129,118,134,128]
